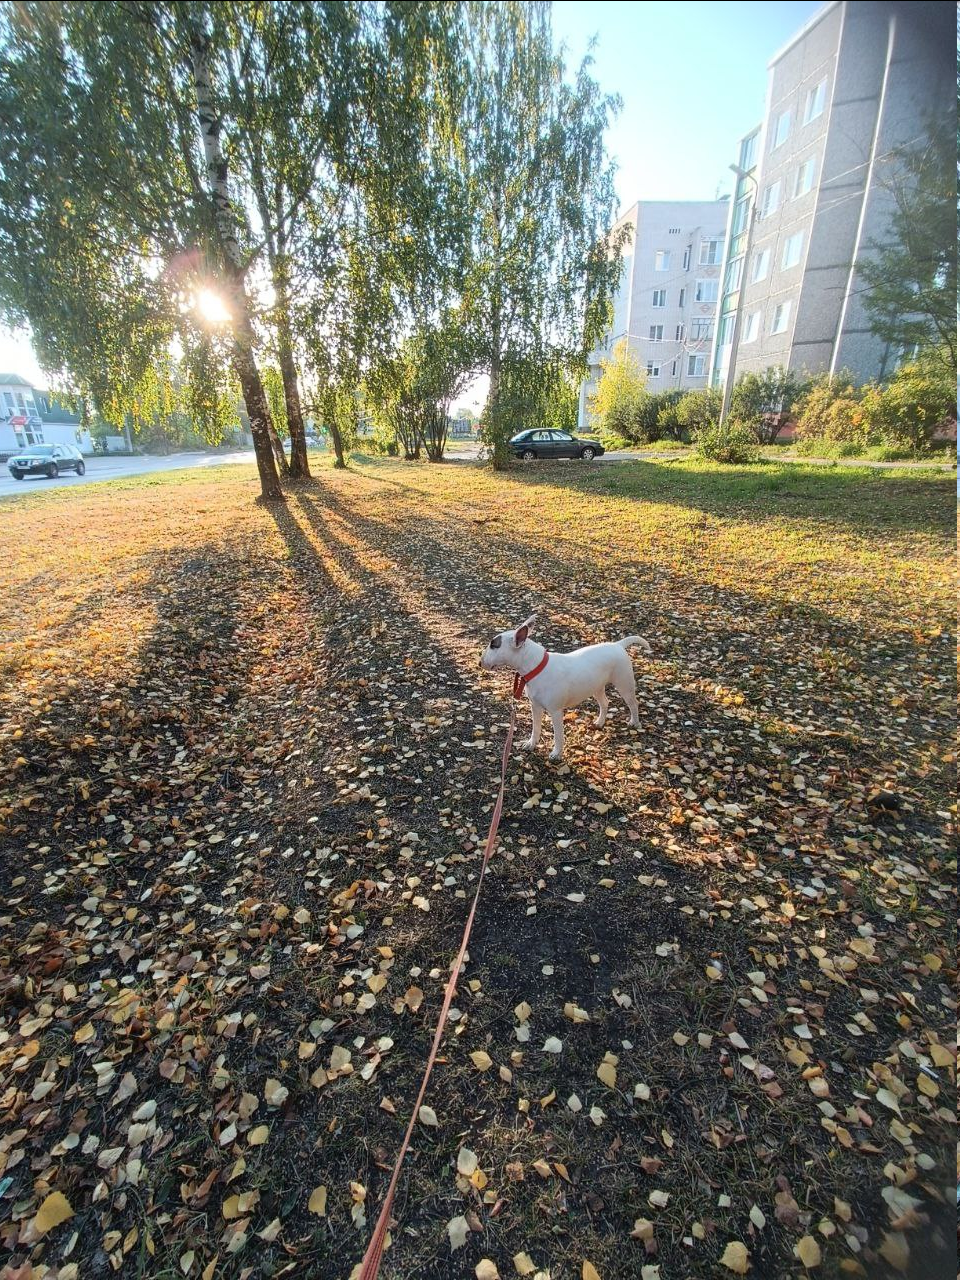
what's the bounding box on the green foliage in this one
[794,435,864,458]
[696,420,761,464]
[794,353,956,456]
[588,340,647,442]
[495,358,582,442]
[654,390,686,442]
[676,388,723,435]
[462,2,624,467]
[859,120,957,375]
[794,373,868,448]
[859,351,957,453]
[365,321,472,461]
[262,367,290,441]
[731,366,809,443]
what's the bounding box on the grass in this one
[599,438,956,465]
[0,455,955,1280]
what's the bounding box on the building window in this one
[724,256,744,292]
[751,247,771,283]
[649,324,664,341]
[682,245,692,270]
[678,287,686,308]
[740,132,758,171]
[675,323,685,341]
[793,155,816,197]
[687,354,707,377]
[699,238,722,266]
[668,226,681,235]
[781,230,804,269]
[770,300,792,335]
[652,289,667,307]
[694,278,719,304]
[732,196,751,235]
[803,78,827,124]
[671,360,678,376]
[772,109,791,149]
[718,314,734,346]
[691,316,713,341]
[646,362,661,378]
[655,250,671,271]
[2,391,15,414]
[760,180,781,218]
[743,311,761,343]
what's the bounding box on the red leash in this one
[357,699,517,1280]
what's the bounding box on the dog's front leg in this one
[522,701,544,751]
[548,709,565,761]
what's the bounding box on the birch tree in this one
[460,2,624,467]
[0,1,287,499]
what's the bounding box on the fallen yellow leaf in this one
[796,1235,821,1268]
[720,1240,750,1274]
[34,1191,74,1235]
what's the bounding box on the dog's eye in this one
[490,635,501,649]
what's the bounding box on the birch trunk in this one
[190,21,283,501]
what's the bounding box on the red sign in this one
[8,415,26,426]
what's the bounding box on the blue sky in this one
[1,1,826,397]
[551,0,824,212]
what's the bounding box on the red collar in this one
[513,651,549,699]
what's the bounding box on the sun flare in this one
[195,288,230,325]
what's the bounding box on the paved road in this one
[0,450,260,499]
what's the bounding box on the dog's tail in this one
[619,635,652,655]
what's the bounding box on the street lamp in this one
[718,163,758,427]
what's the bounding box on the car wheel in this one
[580,446,596,461]
[47,463,59,478]
[10,470,23,480]
[76,461,86,475]
[521,449,537,462]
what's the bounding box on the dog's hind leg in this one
[594,688,609,728]
[613,669,641,728]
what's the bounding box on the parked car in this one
[8,443,86,480]
[509,429,605,461]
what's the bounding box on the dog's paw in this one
[548,750,563,762]
[521,738,536,751]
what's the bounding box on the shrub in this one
[676,387,722,435]
[655,389,686,441]
[859,352,957,453]
[626,390,662,443]
[732,366,809,443]
[696,419,760,464]
[795,435,863,458]
[794,373,870,448]
[588,339,648,442]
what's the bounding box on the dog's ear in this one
[513,614,537,647]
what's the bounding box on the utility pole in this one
[719,164,758,427]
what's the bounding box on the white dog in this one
[479,614,651,760]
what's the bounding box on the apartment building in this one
[578,198,729,428]
[710,0,954,388]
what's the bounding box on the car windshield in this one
[19,446,54,456]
